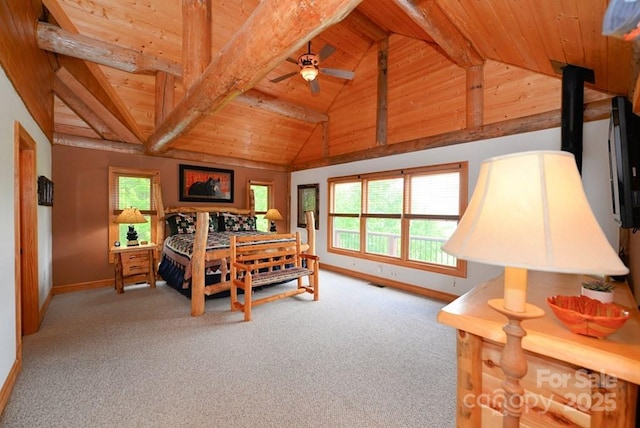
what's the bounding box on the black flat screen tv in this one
[608,96,640,229]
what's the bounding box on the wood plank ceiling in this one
[40,0,636,171]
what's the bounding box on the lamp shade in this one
[264,208,283,221]
[442,150,628,276]
[115,207,147,224]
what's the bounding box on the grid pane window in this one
[331,181,361,251]
[108,168,159,255]
[410,173,459,216]
[333,182,361,213]
[366,178,403,214]
[328,163,467,276]
[365,217,401,257]
[408,219,458,266]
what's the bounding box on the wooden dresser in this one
[437,271,639,427]
[110,243,157,294]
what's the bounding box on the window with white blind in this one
[108,167,160,257]
[328,162,468,276]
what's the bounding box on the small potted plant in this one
[581,276,615,303]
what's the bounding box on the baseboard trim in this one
[0,358,21,416]
[53,279,113,295]
[320,263,457,303]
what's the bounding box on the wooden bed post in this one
[304,210,316,255]
[191,211,209,316]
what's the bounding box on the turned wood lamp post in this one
[442,151,628,427]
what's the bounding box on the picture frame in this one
[37,176,54,206]
[297,183,319,229]
[179,164,234,203]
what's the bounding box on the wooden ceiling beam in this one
[343,8,388,41]
[237,90,328,123]
[54,73,122,141]
[391,0,483,68]
[37,22,182,76]
[145,0,363,154]
[42,0,144,141]
[155,72,176,128]
[466,65,484,129]
[55,67,141,144]
[53,133,289,172]
[182,0,211,91]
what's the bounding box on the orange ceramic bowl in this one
[546,295,630,339]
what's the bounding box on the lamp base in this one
[488,298,544,428]
[269,221,277,233]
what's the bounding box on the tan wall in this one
[52,145,289,287]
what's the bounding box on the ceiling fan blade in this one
[320,68,355,80]
[318,44,336,61]
[310,79,320,94]
[285,57,298,64]
[270,71,298,83]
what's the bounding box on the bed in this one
[157,202,316,316]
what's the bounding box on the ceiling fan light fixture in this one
[300,65,319,81]
[298,52,319,82]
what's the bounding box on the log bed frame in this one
[157,189,316,317]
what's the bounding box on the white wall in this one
[0,67,52,387]
[292,119,618,297]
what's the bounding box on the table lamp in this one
[442,150,628,427]
[264,208,283,232]
[115,207,147,246]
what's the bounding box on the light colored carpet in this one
[0,270,457,428]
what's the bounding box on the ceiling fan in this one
[270,41,355,94]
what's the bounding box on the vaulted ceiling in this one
[39,0,637,171]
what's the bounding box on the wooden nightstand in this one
[110,243,157,294]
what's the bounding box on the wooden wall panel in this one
[0,0,53,139]
[484,60,562,125]
[293,123,325,165]
[179,102,315,166]
[387,35,466,144]
[483,60,610,126]
[327,44,378,156]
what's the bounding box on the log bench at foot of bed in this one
[188,210,316,317]
[229,232,319,322]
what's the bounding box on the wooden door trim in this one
[14,121,39,337]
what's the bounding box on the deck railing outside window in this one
[334,229,456,266]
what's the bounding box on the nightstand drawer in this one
[122,253,150,275]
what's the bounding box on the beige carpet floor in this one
[0,270,457,427]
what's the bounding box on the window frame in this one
[108,167,161,262]
[328,162,468,277]
[248,179,274,233]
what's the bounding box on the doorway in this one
[14,121,39,340]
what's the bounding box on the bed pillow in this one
[220,212,257,232]
[172,214,197,234]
